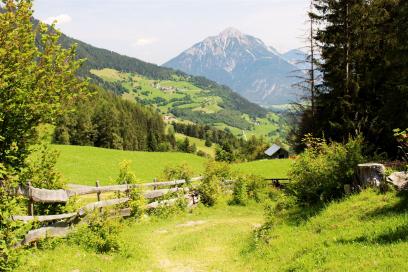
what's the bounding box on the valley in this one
[90,68,288,142]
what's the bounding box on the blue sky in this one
[33,0,309,65]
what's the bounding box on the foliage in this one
[0,0,88,170]
[128,188,146,219]
[148,192,188,219]
[293,0,408,158]
[230,178,248,206]
[161,163,193,183]
[394,128,408,165]
[116,160,138,185]
[287,135,365,204]
[0,166,28,271]
[0,1,87,270]
[21,139,68,215]
[230,174,272,206]
[68,210,123,253]
[198,161,231,206]
[54,85,167,152]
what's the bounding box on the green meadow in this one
[53,145,292,186]
[53,145,207,186]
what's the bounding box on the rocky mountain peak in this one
[219,27,243,39]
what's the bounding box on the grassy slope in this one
[53,145,206,186]
[247,189,408,271]
[54,144,292,185]
[175,133,216,157]
[232,159,293,178]
[18,190,408,271]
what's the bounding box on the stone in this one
[357,163,386,187]
[387,172,408,190]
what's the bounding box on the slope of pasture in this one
[232,159,293,178]
[53,145,206,186]
[175,133,216,157]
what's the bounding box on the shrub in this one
[116,160,138,185]
[246,175,271,203]
[162,163,193,183]
[394,128,408,167]
[230,178,248,206]
[230,174,272,206]
[149,192,188,218]
[0,168,29,271]
[128,188,146,219]
[196,150,209,158]
[21,138,67,215]
[68,210,122,253]
[287,135,365,204]
[198,161,231,206]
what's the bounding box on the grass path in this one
[19,201,265,272]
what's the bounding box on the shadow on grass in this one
[338,223,408,245]
[361,190,408,220]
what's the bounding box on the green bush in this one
[0,168,29,271]
[128,188,146,219]
[198,161,231,206]
[68,210,123,253]
[287,135,365,204]
[116,160,138,185]
[21,139,68,215]
[149,192,188,218]
[161,163,193,183]
[230,178,248,206]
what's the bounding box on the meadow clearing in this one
[53,144,293,186]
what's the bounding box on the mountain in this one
[163,28,303,106]
[282,49,308,70]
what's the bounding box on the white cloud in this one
[133,37,158,47]
[43,14,72,25]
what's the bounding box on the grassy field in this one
[53,144,292,186]
[53,145,207,186]
[232,159,293,178]
[17,189,408,271]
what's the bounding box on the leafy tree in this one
[0,1,88,269]
[0,1,87,169]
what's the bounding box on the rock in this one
[387,172,408,190]
[357,163,386,187]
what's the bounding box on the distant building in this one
[264,144,289,159]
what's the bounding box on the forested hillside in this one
[53,85,170,152]
[90,68,288,141]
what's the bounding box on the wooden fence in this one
[13,177,203,246]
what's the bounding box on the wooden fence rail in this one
[16,177,202,204]
[11,176,205,246]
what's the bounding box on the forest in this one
[291,0,408,158]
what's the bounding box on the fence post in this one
[27,182,34,216]
[96,180,101,202]
[153,178,158,190]
[125,181,129,197]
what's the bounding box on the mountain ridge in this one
[164,28,303,106]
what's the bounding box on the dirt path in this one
[143,208,263,272]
